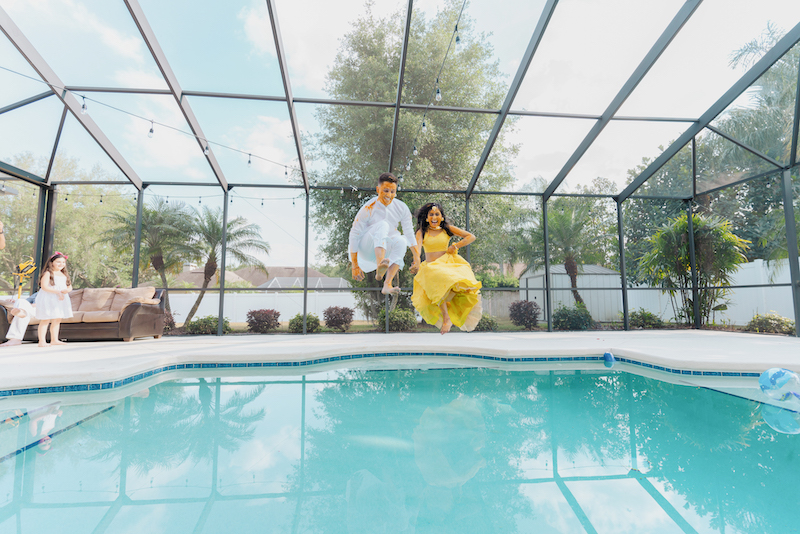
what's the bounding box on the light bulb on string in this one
[230,195,233,204]
[435,79,442,102]
[421,120,427,133]
[203,145,209,156]
[413,145,418,156]
[406,161,412,171]
[166,196,169,204]
[80,97,87,115]
[454,24,460,51]
[64,193,68,202]
[284,166,288,179]
[247,154,252,167]
[198,197,202,205]
[148,121,154,138]
[100,195,103,204]
[261,198,264,207]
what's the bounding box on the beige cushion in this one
[60,311,85,324]
[69,289,84,311]
[79,288,116,312]
[81,310,121,323]
[111,287,156,312]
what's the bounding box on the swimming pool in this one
[0,367,796,533]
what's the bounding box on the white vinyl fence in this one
[518,259,797,325]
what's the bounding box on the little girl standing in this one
[35,252,73,347]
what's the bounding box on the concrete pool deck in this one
[0,330,798,395]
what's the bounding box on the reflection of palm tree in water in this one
[85,380,266,472]
[178,379,266,463]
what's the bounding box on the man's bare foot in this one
[440,317,452,334]
[38,341,49,347]
[0,339,22,347]
[375,259,390,281]
[9,308,26,318]
[381,285,400,295]
[51,340,67,346]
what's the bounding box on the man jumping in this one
[349,173,420,297]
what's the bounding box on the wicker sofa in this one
[0,287,166,342]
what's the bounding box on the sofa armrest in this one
[119,301,165,340]
[0,306,10,341]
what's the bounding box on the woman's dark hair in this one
[415,202,454,239]
[39,253,71,286]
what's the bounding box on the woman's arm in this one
[447,226,475,254]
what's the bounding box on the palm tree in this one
[101,198,193,313]
[181,206,270,325]
[518,198,600,306]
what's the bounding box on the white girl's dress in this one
[35,274,74,320]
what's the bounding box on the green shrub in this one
[744,312,795,334]
[553,304,593,331]
[628,308,664,329]
[288,313,320,333]
[323,306,354,332]
[246,309,281,333]
[475,273,520,288]
[474,314,498,332]
[376,308,417,332]
[185,315,232,335]
[509,300,541,330]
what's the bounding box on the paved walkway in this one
[1,330,798,392]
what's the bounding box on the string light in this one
[284,166,288,179]
[148,120,154,138]
[422,120,427,133]
[455,24,461,50]
[413,145,418,156]
[198,197,202,205]
[435,78,442,102]
[64,193,68,202]
[203,145,210,156]
[99,195,103,204]
[166,196,169,204]
[406,161,412,171]
[247,154,252,166]
[80,96,87,115]
[261,198,264,207]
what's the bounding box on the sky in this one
[1,0,800,266]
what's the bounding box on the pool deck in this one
[0,330,798,395]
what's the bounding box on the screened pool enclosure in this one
[0,0,799,335]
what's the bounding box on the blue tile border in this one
[0,351,761,399]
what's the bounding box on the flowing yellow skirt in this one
[412,253,482,331]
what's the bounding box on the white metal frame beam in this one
[0,6,143,189]
[123,0,228,191]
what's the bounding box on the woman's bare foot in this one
[9,308,26,318]
[0,339,22,347]
[440,317,452,334]
[38,341,49,347]
[375,258,390,281]
[51,340,67,346]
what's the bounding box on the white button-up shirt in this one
[348,196,417,253]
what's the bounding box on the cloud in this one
[237,4,277,58]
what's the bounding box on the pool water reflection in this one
[0,368,796,533]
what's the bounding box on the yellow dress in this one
[411,230,482,331]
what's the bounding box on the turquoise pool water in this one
[0,368,796,533]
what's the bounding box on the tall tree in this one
[101,197,193,313]
[307,0,520,303]
[181,206,270,325]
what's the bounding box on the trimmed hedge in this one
[553,304,593,331]
[474,314,498,332]
[744,312,795,334]
[324,306,355,332]
[185,315,232,335]
[376,308,417,332]
[288,313,320,333]
[246,309,281,333]
[509,300,541,330]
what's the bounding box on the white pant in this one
[356,221,407,273]
[6,299,35,340]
